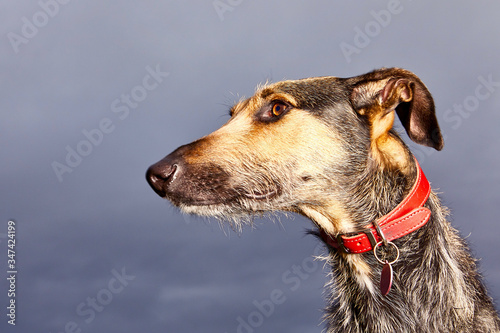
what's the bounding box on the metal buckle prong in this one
[335,234,350,254]
[364,229,378,249]
[372,220,388,247]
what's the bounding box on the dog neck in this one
[315,161,499,332]
[319,158,431,256]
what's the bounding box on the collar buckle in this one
[320,157,431,254]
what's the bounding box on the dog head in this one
[146,68,443,233]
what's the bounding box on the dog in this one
[146,68,500,332]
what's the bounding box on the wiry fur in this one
[322,171,500,332]
[146,68,500,332]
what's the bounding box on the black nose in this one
[146,154,180,198]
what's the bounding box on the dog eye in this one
[257,101,291,122]
[272,103,288,117]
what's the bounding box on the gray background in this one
[1,1,499,332]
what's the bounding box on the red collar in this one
[320,159,432,254]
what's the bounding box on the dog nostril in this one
[146,145,190,197]
[146,163,179,197]
[166,164,178,183]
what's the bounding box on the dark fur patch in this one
[147,68,500,332]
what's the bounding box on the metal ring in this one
[373,241,400,265]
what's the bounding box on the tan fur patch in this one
[181,83,354,233]
[345,255,374,293]
[368,110,412,174]
[356,98,411,173]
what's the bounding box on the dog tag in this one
[380,260,393,296]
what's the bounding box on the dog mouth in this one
[180,187,280,207]
[147,152,283,210]
[168,186,281,210]
[241,187,280,201]
[178,186,282,219]
[179,187,281,209]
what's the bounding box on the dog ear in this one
[350,68,444,151]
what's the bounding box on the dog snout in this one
[146,153,182,198]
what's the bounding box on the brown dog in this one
[147,68,500,332]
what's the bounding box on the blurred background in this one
[1,1,499,332]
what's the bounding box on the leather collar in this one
[320,159,432,254]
